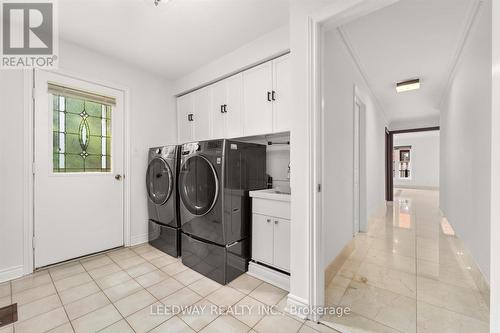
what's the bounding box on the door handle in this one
[267,91,271,102]
[115,174,122,181]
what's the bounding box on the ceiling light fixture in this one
[396,79,420,93]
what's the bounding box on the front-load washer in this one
[178,139,266,284]
[146,145,181,257]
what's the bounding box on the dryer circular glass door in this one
[179,155,219,216]
[146,157,173,205]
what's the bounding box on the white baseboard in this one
[248,262,290,291]
[0,265,24,283]
[286,293,310,320]
[130,233,149,246]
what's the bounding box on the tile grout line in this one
[80,254,135,333]
[47,267,77,333]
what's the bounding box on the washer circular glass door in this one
[179,155,219,216]
[146,158,173,205]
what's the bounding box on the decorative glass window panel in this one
[52,94,112,172]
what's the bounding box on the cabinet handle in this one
[220,105,225,113]
[274,220,278,224]
[267,91,271,102]
[272,90,276,101]
[224,104,228,113]
[266,219,271,223]
[188,114,194,122]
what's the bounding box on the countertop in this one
[249,188,291,202]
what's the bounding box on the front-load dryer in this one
[178,139,266,284]
[146,145,181,257]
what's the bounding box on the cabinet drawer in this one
[252,198,290,220]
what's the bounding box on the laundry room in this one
[3,0,498,332]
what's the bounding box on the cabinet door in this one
[272,55,291,133]
[192,87,211,141]
[211,81,226,139]
[177,94,194,143]
[225,73,244,138]
[243,62,273,136]
[273,218,291,272]
[251,214,273,265]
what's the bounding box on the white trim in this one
[247,262,290,291]
[24,68,132,275]
[0,265,24,283]
[130,233,149,247]
[439,0,483,109]
[338,27,388,123]
[23,70,35,276]
[306,0,401,322]
[492,0,500,329]
[286,294,310,320]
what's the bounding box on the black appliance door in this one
[179,155,219,216]
[146,158,173,205]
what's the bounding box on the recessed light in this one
[396,79,420,93]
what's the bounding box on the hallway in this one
[322,189,490,333]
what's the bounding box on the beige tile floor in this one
[0,244,340,333]
[322,189,490,333]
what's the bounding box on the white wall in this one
[490,0,500,328]
[440,0,491,282]
[174,26,289,95]
[0,40,176,281]
[0,71,26,280]
[389,115,440,131]
[394,131,440,188]
[322,28,387,267]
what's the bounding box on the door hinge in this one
[317,184,322,192]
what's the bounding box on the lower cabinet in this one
[273,218,291,271]
[251,213,290,272]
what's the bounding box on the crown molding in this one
[337,25,390,124]
[439,0,484,108]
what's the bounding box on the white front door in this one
[34,70,125,268]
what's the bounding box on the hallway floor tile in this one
[322,189,490,333]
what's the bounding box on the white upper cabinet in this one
[272,54,291,133]
[224,74,244,138]
[176,54,290,143]
[211,81,226,139]
[242,61,273,136]
[192,87,211,141]
[177,94,194,143]
[210,73,243,139]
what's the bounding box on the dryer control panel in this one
[182,142,200,155]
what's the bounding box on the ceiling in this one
[340,0,475,125]
[59,0,289,79]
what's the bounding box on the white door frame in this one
[353,90,367,236]
[306,0,400,321]
[23,69,131,275]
